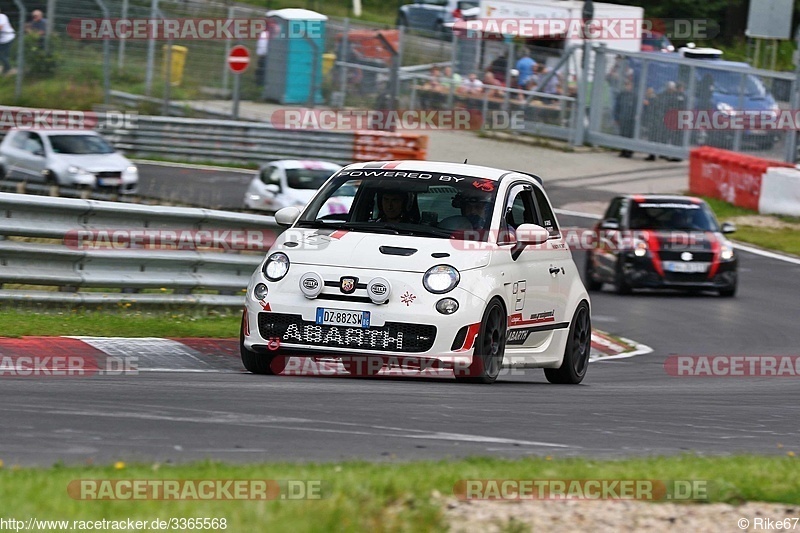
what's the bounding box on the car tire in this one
[615,262,632,295]
[584,255,603,291]
[0,165,6,179]
[240,311,286,375]
[455,298,506,384]
[718,282,737,298]
[545,301,591,385]
[44,169,58,185]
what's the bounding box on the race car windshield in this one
[48,135,115,155]
[298,170,499,240]
[285,168,337,190]
[629,202,719,231]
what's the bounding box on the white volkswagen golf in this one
[240,161,591,384]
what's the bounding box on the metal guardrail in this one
[0,192,280,306]
[103,115,358,166]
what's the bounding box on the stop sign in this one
[228,45,250,74]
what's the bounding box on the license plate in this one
[664,261,708,273]
[316,308,370,328]
[99,178,121,186]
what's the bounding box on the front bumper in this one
[621,253,737,291]
[242,266,488,366]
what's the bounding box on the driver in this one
[377,190,418,223]
[454,192,492,229]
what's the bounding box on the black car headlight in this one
[423,265,460,294]
[263,252,290,281]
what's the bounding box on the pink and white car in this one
[243,160,348,215]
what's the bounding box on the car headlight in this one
[67,165,88,175]
[263,252,290,281]
[633,239,648,257]
[720,242,735,261]
[123,165,138,178]
[423,265,459,294]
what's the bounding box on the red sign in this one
[227,45,250,73]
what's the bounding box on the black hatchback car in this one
[585,195,738,296]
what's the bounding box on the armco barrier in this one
[0,192,281,306]
[759,167,800,217]
[689,147,794,211]
[0,105,428,166]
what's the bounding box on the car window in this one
[629,201,719,231]
[604,198,623,222]
[500,184,537,244]
[24,133,44,154]
[533,186,559,237]
[48,135,115,155]
[299,170,499,240]
[260,166,278,184]
[285,168,337,190]
[315,179,360,220]
[10,131,28,150]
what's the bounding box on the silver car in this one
[397,0,479,37]
[0,129,138,193]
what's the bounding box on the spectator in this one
[482,70,504,98]
[440,66,462,90]
[0,9,15,76]
[488,53,508,84]
[255,25,269,88]
[515,47,536,90]
[642,87,658,161]
[459,72,484,95]
[27,9,47,39]
[614,80,636,158]
[422,66,442,90]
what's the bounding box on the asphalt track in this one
[1,204,798,466]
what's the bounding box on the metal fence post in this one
[93,0,112,105]
[336,18,350,108]
[11,0,25,100]
[145,0,159,96]
[573,40,592,146]
[222,6,235,91]
[163,39,173,115]
[118,0,129,68]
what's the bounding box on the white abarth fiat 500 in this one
[240,161,591,384]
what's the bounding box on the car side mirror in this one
[600,219,619,230]
[720,222,736,234]
[515,223,550,245]
[275,206,301,227]
[33,149,44,157]
[264,183,280,195]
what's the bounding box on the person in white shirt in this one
[458,72,484,95]
[0,9,16,75]
[255,28,269,87]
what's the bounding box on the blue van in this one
[629,57,779,149]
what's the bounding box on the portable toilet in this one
[264,9,328,105]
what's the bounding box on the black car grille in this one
[95,171,122,178]
[662,272,712,283]
[258,312,436,353]
[658,251,714,262]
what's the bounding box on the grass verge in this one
[0,456,797,532]
[0,308,240,338]
[702,197,800,257]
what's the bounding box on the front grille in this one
[95,171,122,178]
[658,251,714,262]
[258,312,436,353]
[662,272,712,283]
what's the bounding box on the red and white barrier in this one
[759,167,800,217]
[689,147,796,213]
